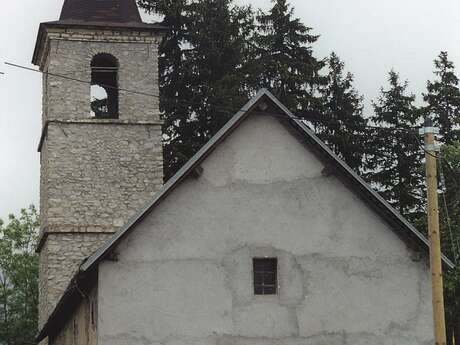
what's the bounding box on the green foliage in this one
[138,0,328,179]
[250,0,325,112]
[315,53,367,172]
[366,70,424,218]
[440,142,460,269]
[442,142,460,233]
[0,206,39,345]
[139,0,254,179]
[424,52,460,144]
[139,0,193,178]
[439,142,460,344]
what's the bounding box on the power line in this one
[6,59,446,161]
[4,61,239,115]
[4,61,259,116]
[8,59,443,159]
[409,131,439,159]
[8,61,459,254]
[4,62,161,99]
[3,61,426,132]
[3,60,446,147]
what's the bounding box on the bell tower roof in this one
[59,0,142,23]
[32,0,167,66]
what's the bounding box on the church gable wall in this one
[97,114,434,345]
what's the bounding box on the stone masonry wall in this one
[39,233,110,327]
[37,27,164,327]
[38,27,162,123]
[41,122,163,232]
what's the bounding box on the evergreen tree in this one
[439,142,460,345]
[0,206,39,345]
[138,0,196,178]
[251,0,325,112]
[138,0,327,179]
[316,53,367,172]
[366,71,423,218]
[179,0,254,160]
[424,52,460,144]
[138,0,254,179]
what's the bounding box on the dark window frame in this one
[253,257,278,295]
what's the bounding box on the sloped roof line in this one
[37,88,454,342]
[81,88,454,272]
[80,91,262,272]
[36,88,264,343]
[266,91,435,251]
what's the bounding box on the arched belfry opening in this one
[90,53,119,118]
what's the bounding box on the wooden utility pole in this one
[420,118,446,345]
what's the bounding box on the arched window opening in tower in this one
[90,53,119,118]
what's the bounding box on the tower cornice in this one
[37,119,163,153]
[32,21,166,68]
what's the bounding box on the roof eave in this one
[32,23,46,67]
[35,88,455,342]
[35,91,263,342]
[262,90,455,269]
[81,88,456,271]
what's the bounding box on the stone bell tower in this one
[32,0,165,326]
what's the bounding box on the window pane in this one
[253,258,277,295]
[263,272,276,285]
[263,286,276,295]
[254,272,264,285]
[254,285,264,295]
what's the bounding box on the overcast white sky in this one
[1,0,459,221]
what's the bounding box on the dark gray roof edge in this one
[36,89,455,341]
[81,88,454,272]
[37,88,454,341]
[80,89,264,272]
[35,86,267,343]
[264,91,454,269]
[36,90,262,342]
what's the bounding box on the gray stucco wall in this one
[98,114,434,345]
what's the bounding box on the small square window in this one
[253,258,277,295]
